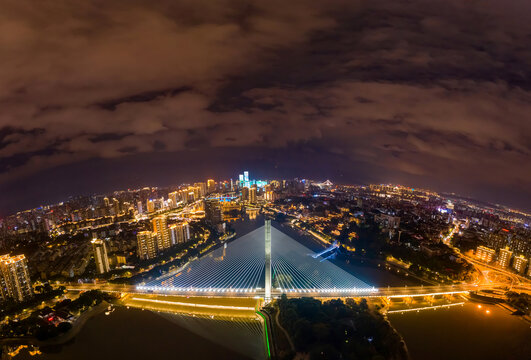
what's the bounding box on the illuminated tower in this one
[152,216,170,250]
[513,255,528,274]
[265,220,271,301]
[0,254,33,302]
[137,231,157,260]
[249,187,257,204]
[207,179,215,194]
[91,239,110,274]
[498,247,512,268]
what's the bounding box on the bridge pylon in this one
[265,220,272,302]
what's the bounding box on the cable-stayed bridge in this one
[139,222,374,296]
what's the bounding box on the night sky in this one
[1,0,530,215]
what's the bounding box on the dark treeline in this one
[276,295,408,360]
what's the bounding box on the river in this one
[12,307,253,360]
[388,302,530,360]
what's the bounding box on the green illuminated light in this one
[256,310,271,359]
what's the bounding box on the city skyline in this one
[1,173,529,219]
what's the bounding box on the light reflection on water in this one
[388,302,531,360]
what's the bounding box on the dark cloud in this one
[0,0,530,213]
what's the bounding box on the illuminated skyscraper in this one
[0,254,33,302]
[194,182,207,198]
[207,179,216,194]
[249,186,257,204]
[513,255,528,274]
[146,200,155,213]
[91,239,110,274]
[241,187,249,202]
[137,231,157,260]
[152,216,171,250]
[192,186,201,200]
[205,200,222,225]
[170,222,191,245]
[137,200,144,214]
[244,171,250,188]
[179,189,190,203]
[112,198,120,216]
[168,191,178,207]
[498,247,512,268]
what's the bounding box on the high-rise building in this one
[168,191,178,207]
[112,198,120,216]
[103,197,110,207]
[0,254,33,302]
[498,247,512,268]
[178,189,189,203]
[146,200,155,213]
[137,200,143,214]
[169,222,191,245]
[191,186,199,200]
[249,186,257,204]
[205,200,222,225]
[513,255,528,274]
[137,231,157,260]
[241,187,249,202]
[91,239,110,274]
[152,216,171,251]
[207,179,216,194]
[265,191,276,202]
[194,183,207,198]
[476,246,496,263]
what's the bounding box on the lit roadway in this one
[443,222,531,293]
[61,282,497,299]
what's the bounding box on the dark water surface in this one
[15,307,249,360]
[389,302,531,360]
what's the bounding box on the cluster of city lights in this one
[387,302,465,314]
[137,286,257,293]
[136,285,379,294]
[276,287,379,294]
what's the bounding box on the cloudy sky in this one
[1,0,530,214]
